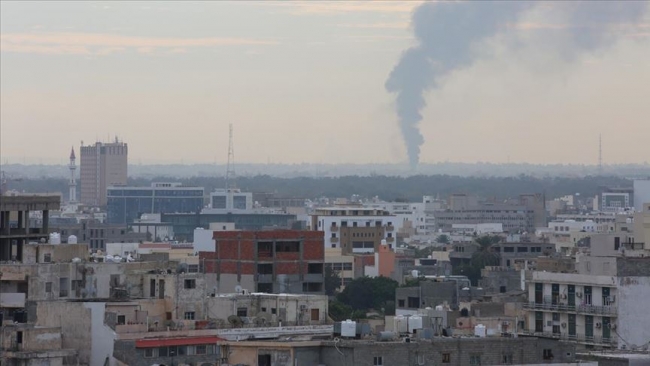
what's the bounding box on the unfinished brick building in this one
[200,230,325,294]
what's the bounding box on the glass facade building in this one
[107,184,204,224]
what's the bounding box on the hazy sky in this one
[1,1,649,165]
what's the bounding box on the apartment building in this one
[106,182,205,224]
[310,206,401,254]
[200,230,325,294]
[436,194,546,234]
[523,250,650,349]
[80,139,128,206]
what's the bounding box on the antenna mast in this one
[598,134,603,176]
[225,124,236,190]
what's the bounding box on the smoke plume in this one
[386,1,648,169]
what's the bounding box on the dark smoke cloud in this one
[386,1,648,169]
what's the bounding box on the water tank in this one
[67,235,78,244]
[411,270,419,278]
[408,315,424,333]
[435,305,444,311]
[394,315,408,333]
[49,233,61,245]
[341,319,356,338]
[474,324,487,338]
[376,331,396,342]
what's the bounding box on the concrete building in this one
[633,179,650,212]
[634,203,650,245]
[395,276,481,313]
[523,254,650,349]
[1,323,77,365]
[161,211,297,242]
[49,218,147,251]
[106,182,204,224]
[310,206,401,253]
[79,139,128,206]
[436,194,547,234]
[209,188,253,211]
[216,337,577,366]
[0,194,60,262]
[200,230,325,294]
[324,248,355,289]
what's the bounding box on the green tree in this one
[337,276,399,312]
[470,235,501,270]
[437,234,450,244]
[324,266,341,297]
[328,300,352,321]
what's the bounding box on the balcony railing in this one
[330,225,339,232]
[330,237,339,243]
[522,302,617,316]
[520,330,617,347]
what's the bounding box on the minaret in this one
[69,147,77,203]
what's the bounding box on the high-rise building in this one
[80,139,128,206]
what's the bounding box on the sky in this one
[1,1,649,166]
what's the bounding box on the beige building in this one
[80,139,128,206]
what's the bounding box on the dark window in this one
[237,307,248,317]
[158,346,168,357]
[184,279,196,289]
[373,356,383,366]
[43,253,51,263]
[117,315,126,325]
[276,241,300,252]
[407,297,420,308]
[307,263,323,274]
[150,279,156,297]
[502,354,513,364]
[16,331,23,344]
[470,354,481,365]
[543,349,554,360]
[500,286,507,293]
[144,348,154,357]
[398,299,405,307]
[258,263,273,275]
[45,282,52,293]
[442,353,451,363]
[184,312,195,320]
[196,344,207,354]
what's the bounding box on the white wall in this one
[634,180,650,213]
[616,276,650,350]
[85,302,119,366]
[193,228,215,253]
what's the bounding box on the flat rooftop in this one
[0,194,61,211]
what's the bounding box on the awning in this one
[135,336,223,348]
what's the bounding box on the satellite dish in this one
[228,315,243,327]
[235,285,243,294]
[177,263,188,274]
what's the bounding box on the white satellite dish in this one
[235,285,243,294]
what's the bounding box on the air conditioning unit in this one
[596,323,602,329]
[608,296,616,303]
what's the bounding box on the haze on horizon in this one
[1,1,649,166]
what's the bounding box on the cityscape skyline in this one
[1,1,649,166]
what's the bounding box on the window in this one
[184,311,195,320]
[43,253,51,263]
[543,349,554,360]
[117,315,126,325]
[373,356,383,366]
[343,263,352,271]
[470,354,481,365]
[188,264,199,273]
[502,354,513,364]
[442,353,451,363]
[144,348,155,358]
[158,346,168,357]
[45,282,52,293]
[237,307,248,317]
[196,344,207,355]
[398,299,405,307]
[271,308,277,315]
[276,241,300,252]
[184,279,196,289]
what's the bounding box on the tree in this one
[437,234,450,244]
[328,300,352,321]
[324,266,341,297]
[470,235,501,270]
[337,276,399,312]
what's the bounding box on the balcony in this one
[386,225,394,232]
[520,330,617,347]
[330,237,339,243]
[330,225,339,232]
[522,302,617,316]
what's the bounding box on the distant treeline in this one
[9,175,632,201]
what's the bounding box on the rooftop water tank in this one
[408,315,424,333]
[67,235,78,244]
[49,233,61,245]
[341,319,356,338]
[394,315,408,334]
[376,331,396,342]
[474,324,487,338]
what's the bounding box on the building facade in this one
[106,183,204,224]
[201,230,325,294]
[310,207,401,253]
[80,139,128,206]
